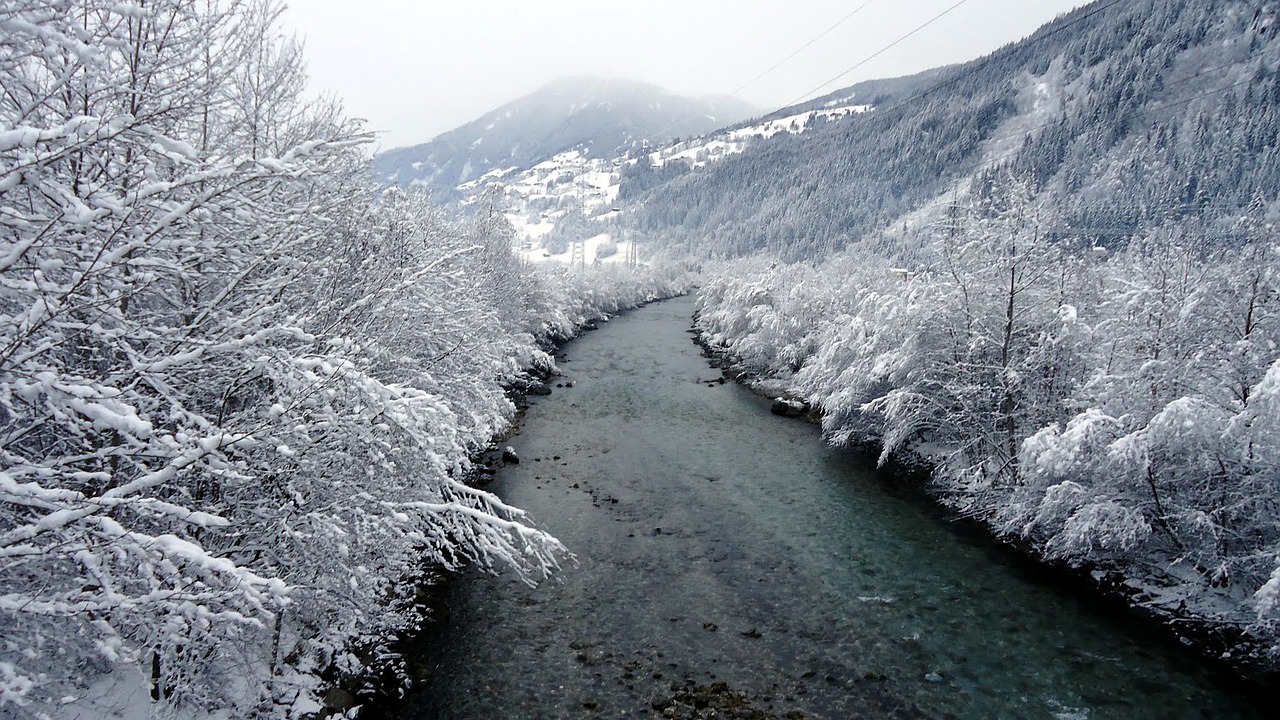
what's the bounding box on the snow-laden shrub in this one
[1046,500,1153,560]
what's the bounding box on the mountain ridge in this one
[373,76,756,201]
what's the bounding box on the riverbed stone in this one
[770,398,808,417]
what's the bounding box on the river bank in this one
[305,275,694,719]
[692,307,1280,693]
[368,295,1264,720]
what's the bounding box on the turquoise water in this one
[386,295,1262,719]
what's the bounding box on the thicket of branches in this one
[696,176,1280,666]
[0,1,688,715]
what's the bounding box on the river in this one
[381,295,1262,719]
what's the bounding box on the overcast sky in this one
[282,0,1089,151]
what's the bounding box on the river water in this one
[385,295,1262,720]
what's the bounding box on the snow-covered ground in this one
[975,59,1074,167]
[51,670,240,720]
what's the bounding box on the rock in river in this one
[770,397,808,418]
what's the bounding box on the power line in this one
[728,0,879,98]
[639,0,1104,159]
[711,0,1126,138]
[780,0,975,110]
[637,0,979,155]
[640,1,1126,157]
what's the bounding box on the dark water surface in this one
[387,295,1261,720]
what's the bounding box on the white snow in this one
[45,666,235,720]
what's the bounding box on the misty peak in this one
[373,76,756,198]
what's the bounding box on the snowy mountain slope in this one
[372,69,946,264]
[373,76,755,201]
[722,67,948,132]
[618,0,1280,260]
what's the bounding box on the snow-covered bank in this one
[0,2,694,717]
[693,203,1280,676]
[6,235,691,720]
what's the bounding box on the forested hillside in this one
[625,0,1280,260]
[687,0,1280,670]
[0,1,688,716]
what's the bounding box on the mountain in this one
[424,71,939,266]
[373,76,757,200]
[418,0,1280,270]
[615,0,1280,260]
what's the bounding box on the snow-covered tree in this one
[692,180,1280,662]
[0,1,581,713]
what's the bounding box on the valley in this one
[6,1,1280,717]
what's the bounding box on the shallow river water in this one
[385,295,1263,720]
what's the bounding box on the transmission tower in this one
[625,233,638,269]
[569,170,588,270]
